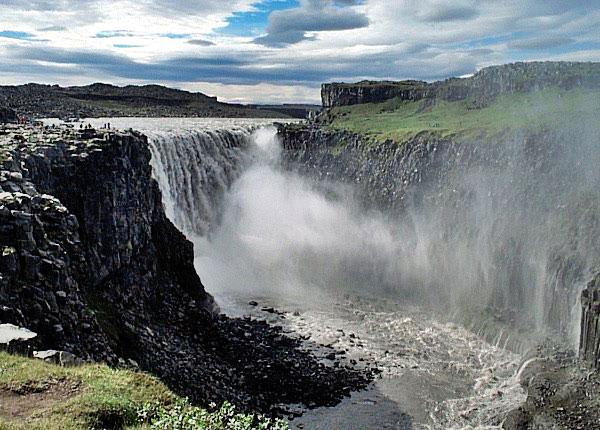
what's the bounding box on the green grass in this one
[0,353,288,430]
[324,87,600,144]
[0,352,175,430]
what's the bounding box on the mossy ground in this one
[324,87,600,144]
[0,351,175,429]
[0,352,287,430]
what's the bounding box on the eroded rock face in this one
[321,80,428,108]
[580,273,600,369]
[0,124,215,363]
[278,123,600,351]
[0,144,116,361]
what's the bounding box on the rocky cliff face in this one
[321,80,428,108]
[322,61,600,108]
[0,124,215,364]
[0,160,115,362]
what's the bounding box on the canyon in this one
[0,61,599,429]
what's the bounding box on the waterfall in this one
[147,127,256,237]
[124,117,598,350]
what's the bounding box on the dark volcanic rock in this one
[0,107,17,123]
[321,80,428,108]
[580,273,600,369]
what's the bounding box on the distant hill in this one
[0,83,297,119]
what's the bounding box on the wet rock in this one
[580,274,600,369]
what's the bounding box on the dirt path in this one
[0,378,81,423]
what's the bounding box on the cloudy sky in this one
[0,0,599,103]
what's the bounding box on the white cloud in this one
[0,0,599,103]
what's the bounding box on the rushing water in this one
[73,118,532,429]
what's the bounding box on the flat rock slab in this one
[0,324,36,344]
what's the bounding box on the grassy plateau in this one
[323,87,600,144]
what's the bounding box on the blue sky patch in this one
[220,0,300,36]
[0,30,35,40]
[96,30,134,38]
[160,33,191,39]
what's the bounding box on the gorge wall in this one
[0,122,371,413]
[278,123,600,352]
[0,126,215,363]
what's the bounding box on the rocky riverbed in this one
[213,289,527,429]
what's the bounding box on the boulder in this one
[33,349,82,366]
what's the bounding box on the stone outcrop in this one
[321,80,428,108]
[0,135,117,362]
[322,61,600,108]
[0,107,17,123]
[580,273,600,369]
[0,124,217,363]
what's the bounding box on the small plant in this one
[137,400,289,430]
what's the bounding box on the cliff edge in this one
[322,61,600,108]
